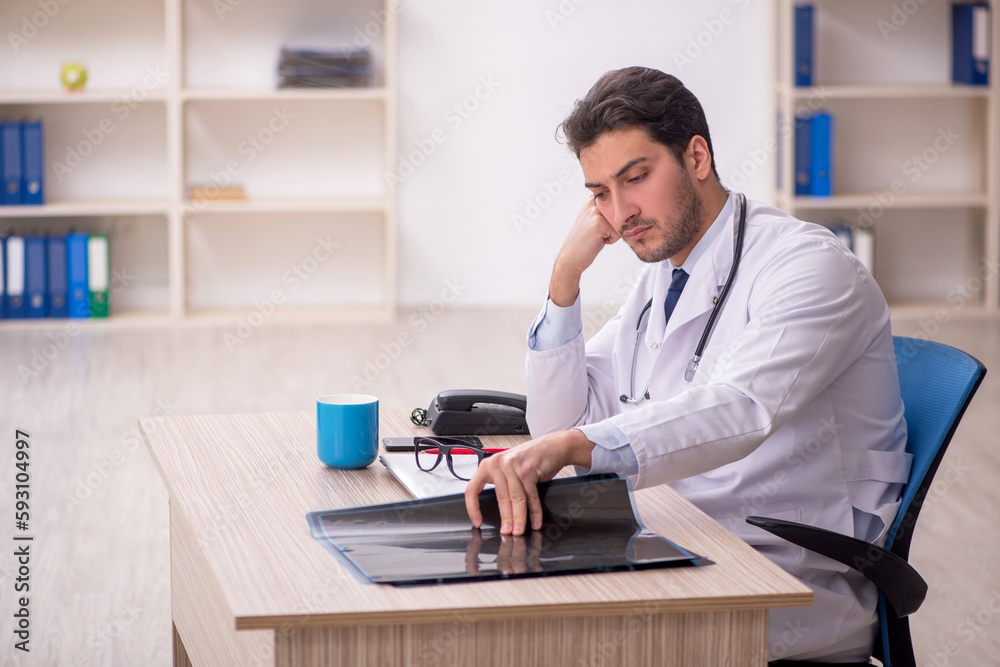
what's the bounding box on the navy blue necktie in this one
[663,268,689,325]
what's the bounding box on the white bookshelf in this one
[774,0,1000,315]
[779,83,993,99]
[181,87,389,102]
[0,0,397,325]
[0,200,171,218]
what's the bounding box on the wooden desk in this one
[141,409,812,667]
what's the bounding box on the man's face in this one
[581,127,705,264]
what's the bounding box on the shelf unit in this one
[774,0,1000,315]
[0,0,397,326]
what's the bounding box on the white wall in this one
[394,0,773,308]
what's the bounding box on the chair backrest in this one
[878,336,986,667]
[886,336,986,558]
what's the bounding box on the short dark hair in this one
[559,67,718,178]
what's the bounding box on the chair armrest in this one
[746,516,927,617]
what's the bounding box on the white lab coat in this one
[525,194,912,662]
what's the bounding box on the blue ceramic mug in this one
[317,394,379,469]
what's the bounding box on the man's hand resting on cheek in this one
[548,198,619,307]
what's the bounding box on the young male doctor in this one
[465,67,912,664]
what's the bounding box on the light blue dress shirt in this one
[527,194,735,478]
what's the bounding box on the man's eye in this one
[594,191,608,201]
[628,173,645,184]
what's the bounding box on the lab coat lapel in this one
[662,203,737,342]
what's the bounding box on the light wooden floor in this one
[0,309,997,666]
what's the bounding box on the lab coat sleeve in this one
[528,296,583,351]
[577,421,640,479]
[614,238,882,490]
[525,303,624,436]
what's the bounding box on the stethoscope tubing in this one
[620,192,747,404]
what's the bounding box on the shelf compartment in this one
[803,98,985,199]
[0,90,169,105]
[800,208,988,308]
[182,88,388,103]
[182,198,388,215]
[0,0,167,93]
[0,213,171,318]
[184,211,387,311]
[2,102,169,203]
[781,83,992,100]
[0,200,170,218]
[182,0,390,90]
[802,0,956,87]
[786,192,989,211]
[184,99,386,201]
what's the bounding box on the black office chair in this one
[749,336,987,667]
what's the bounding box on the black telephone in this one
[413,389,529,436]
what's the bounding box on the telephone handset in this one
[412,389,530,436]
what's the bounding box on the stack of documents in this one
[379,453,484,498]
[188,184,246,205]
[277,48,371,88]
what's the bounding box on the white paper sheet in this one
[379,453,492,499]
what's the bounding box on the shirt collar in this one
[668,191,734,274]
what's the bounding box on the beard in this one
[619,171,705,264]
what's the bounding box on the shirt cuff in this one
[527,294,583,351]
[574,422,639,478]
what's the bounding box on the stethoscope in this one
[620,192,747,404]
